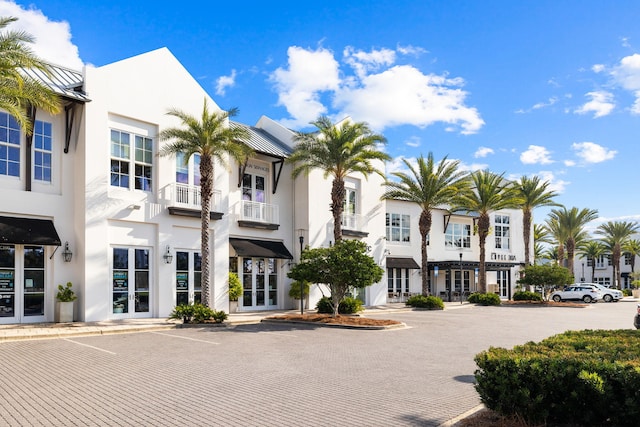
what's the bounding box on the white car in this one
[580,283,623,303]
[550,285,600,303]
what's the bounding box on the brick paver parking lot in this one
[0,301,635,426]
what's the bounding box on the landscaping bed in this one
[264,313,402,327]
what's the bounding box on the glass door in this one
[112,247,151,318]
[241,257,278,310]
[175,250,201,305]
[497,270,509,298]
[0,245,46,324]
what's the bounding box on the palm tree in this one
[623,239,640,278]
[287,116,389,243]
[546,207,598,278]
[159,100,252,307]
[0,16,60,130]
[578,240,606,282]
[542,246,559,264]
[453,170,519,293]
[382,153,469,295]
[513,176,559,266]
[595,221,640,289]
[533,223,552,265]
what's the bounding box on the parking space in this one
[0,301,635,426]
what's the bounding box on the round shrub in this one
[316,296,364,314]
[622,288,632,297]
[468,292,501,306]
[406,295,444,310]
[513,290,542,301]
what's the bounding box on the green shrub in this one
[288,280,310,299]
[169,303,228,323]
[512,290,542,301]
[228,272,243,301]
[622,288,632,297]
[316,296,363,314]
[474,329,640,426]
[468,292,501,306]
[406,295,444,309]
[56,282,77,302]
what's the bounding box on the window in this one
[110,129,153,191]
[33,120,52,183]
[594,277,611,287]
[386,213,411,243]
[624,253,632,265]
[595,255,607,269]
[445,223,471,248]
[0,112,21,177]
[176,153,200,186]
[494,215,510,249]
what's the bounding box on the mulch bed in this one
[265,313,402,327]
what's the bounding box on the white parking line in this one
[258,331,298,338]
[150,331,220,344]
[63,339,117,355]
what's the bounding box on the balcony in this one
[167,183,223,220]
[238,200,279,230]
[341,213,369,237]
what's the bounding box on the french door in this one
[241,257,278,310]
[0,245,46,324]
[175,250,201,305]
[497,270,509,298]
[111,247,151,318]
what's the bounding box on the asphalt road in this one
[0,301,635,427]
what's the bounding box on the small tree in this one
[517,264,574,300]
[287,240,384,316]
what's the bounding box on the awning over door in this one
[229,238,293,259]
[0,216,62,246]
[386,257,420,269]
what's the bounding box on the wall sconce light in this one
[62,241,73,262]
[128,204,141,210]
[384,249,391,256]
[163,246,173,264]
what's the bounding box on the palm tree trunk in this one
[523,209,532,266]
[419,210,432,296]
[614,246,621,288]
[566,238,575,280]
[199,154,213,307]
[477,214,490,293]
[331,178,345,243]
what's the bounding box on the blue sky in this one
[4,0,640,229]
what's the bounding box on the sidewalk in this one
[0,301,471,342]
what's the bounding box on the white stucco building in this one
[0,47,530,324]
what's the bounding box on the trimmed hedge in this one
[316,296,364,314]
[467,292,501,306]
[406,295,444,310]
[512,290,542,301]
[474,329,640,426]
[169,303,228,323]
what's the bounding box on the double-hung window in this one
[385,213,411,243]
[445,223,471,248]
[33,120,53,183]
[0,112,21,177]
[110,129,153,191]
[494,215,510,249]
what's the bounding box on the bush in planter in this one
[468,292,501,306]
[288,280,310,299]
[228,272,242,302]
[512,290,542,301]
[169,303,228,323]
[316,296,363,314]
[622,288,632,297]
[56,282,77,302]
[406,295,444,309]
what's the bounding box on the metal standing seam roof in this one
[231,122,292,159]
[21,63,90,103]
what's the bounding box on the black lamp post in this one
[459,252,463,304]
[299,235,305,315]
[581,262,585,282]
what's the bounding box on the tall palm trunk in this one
[331,178,346,243]
[566,237,575,279]
[557,244,565,267]
[613,246,621,288]
[199,154,213,307]
[419,210,432,295]
[523,208,532,266]
[477,213,490,293]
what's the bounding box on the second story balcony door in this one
[242,173,267,221]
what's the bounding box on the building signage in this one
[490,253,517,261]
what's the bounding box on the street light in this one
[459,252,463,304]
[581,262,585,282]
[299,234,305,315]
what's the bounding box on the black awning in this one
[229,238,293,259]
[0,216,62,246]
[386,257,420,269]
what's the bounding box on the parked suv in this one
[581,283,623,302]
[550,285,600,303]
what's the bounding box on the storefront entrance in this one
[175,250,201,305]
[0,245,47,324]
[111,247,151,318]
[240,257,278,310]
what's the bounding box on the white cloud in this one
[270,46,341,128]
[592,64,605,73]
[474,147,494,158]
[385,156,414,176]
[537,170,568,194]
[611,54,640,90]
[564,159,576,167]
[396,44,428,56]
[520,145,553,165]
[0,0,83,69]
[215,69,237,96]
[574,90,615,118]
[404,136,421,148]
[517,97,558,113]
[571,142,617,164]
[270,45,484,134]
